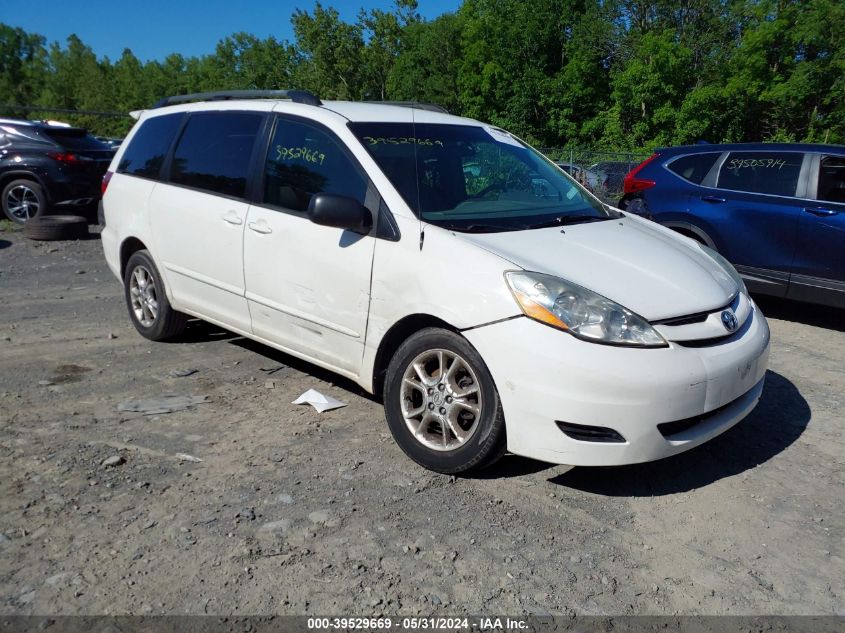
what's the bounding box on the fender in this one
[660,220,716,249]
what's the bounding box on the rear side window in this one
[118,114,183,179]
[817,155,845,204]
[262,117,367,211]
[667,153,720,184]
[717,152,803,197]
[169,112,263,198]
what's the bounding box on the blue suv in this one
[620,143,845,309]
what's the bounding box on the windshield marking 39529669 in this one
[349,122,613,233]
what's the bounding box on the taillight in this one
[623,153,660,195]
[102,171,113,196]
[47,151,80,163]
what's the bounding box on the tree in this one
[0,24,47,115]
[0,1,842,145]
[291,3,365,99]
[387,12,463,112]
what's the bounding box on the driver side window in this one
[263,117,367,212]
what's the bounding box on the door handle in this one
[222,211,243,225]
[701,196,726,204]
[248,220,273,234]
[803,207,839,217]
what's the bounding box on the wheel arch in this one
[120,236,149,278]
[0,171,51,204]
[371,313,459,398]
[662,220,717,249]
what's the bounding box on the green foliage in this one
[0,0,843,147]
[387,12,463,112]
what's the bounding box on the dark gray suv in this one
[0,118,115,223]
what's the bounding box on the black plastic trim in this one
[152,89,322,109]
[364,101,449,114]
[556,421,626,443]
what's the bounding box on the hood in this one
[457,216,737,321]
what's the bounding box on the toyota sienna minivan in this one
[101,90,771,474]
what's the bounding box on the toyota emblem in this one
[721,310,739,333]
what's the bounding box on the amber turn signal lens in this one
[512,290,569,331]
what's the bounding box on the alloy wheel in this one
[129,266,159,327]
[5,184,40,221]
[400,348,483,451]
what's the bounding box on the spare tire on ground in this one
[23,215,89,241]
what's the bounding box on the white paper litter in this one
[292,389,347,413]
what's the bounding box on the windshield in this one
[349,122,612,232]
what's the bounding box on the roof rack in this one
[151,89,322,109]
[365,101,449,114]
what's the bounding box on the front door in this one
[243,114,376,375]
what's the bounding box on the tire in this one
[23,215,88,241]
[2,179,48,223]
[383,327,507,474]
[123,250,188,341]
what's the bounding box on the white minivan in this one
[101,90,771,474]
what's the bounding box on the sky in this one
[0,0,462,63]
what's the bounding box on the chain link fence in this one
[539,147,650,204]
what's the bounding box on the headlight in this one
[698,245,747,295]
[505,271,667,348]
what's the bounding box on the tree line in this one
[1,0,843,151]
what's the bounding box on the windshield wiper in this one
[523,214,611,230]
[446,223,516,233]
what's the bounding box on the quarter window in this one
[169,112,263,198]
[817,156,845,204]
[717,152,803,197]
[118,113,183,179]
[667,153,720,184]
[263,117,367,211]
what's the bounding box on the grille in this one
[652,293,739,327]
[657,397,737,438]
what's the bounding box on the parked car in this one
[95,136,123,149]
[619,143,845,309]
[101,90,770,474]
[589,160,636,196]
[553,161,604,194]
[0,118,115,223]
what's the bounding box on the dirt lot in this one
[0,226,842,617]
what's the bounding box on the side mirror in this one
[307,193,372,233]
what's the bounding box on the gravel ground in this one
[0,226,842,616]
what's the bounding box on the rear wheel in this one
[123,250,187,341]
[2,179,47,223]
[384,328,506,474]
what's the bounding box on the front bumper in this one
[463,301,770,466]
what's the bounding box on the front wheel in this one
[123,250,187,341]
[384,328,506,474]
